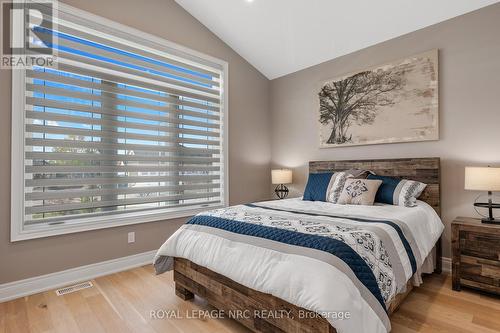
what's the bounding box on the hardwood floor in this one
[1,266,500,333]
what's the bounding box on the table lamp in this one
[272,169,292,199]
[465,166,500,224]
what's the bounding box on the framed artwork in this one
[318,50,439,148]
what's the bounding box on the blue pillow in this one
[303,172,333,202]
[367,174,427,207]
[367,174,401,204]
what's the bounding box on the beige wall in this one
[270,3,500,259]
[2,1,498,284]
[0,0,271,283]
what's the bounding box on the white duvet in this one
[154,198,443,333]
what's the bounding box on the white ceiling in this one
[175,0,499,79]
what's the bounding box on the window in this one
[11,2,227,240]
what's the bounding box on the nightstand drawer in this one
[460,255,500,287]
[460,231,500,261]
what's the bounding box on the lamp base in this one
[473,199,500,224]
[274,184,289,200]
[481,217,500,224]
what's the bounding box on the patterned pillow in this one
[326,169,373,203]
[303,172,334,202]
[337,179,383,206]
[326,172,351,203]
[367,174,427,207]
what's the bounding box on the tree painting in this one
[319,70,404,144]
[318,50,439,147]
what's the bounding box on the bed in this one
[154,158,443,333]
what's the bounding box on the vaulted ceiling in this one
[175,0,499,79]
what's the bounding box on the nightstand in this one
[452,217,500,295]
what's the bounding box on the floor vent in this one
[55,281,93,296]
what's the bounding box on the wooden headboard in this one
[309,157,441,216]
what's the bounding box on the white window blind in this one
[12,3,227,239]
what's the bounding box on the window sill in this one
[11,203,225,242]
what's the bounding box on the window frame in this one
[11,2,229,241]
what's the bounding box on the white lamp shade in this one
[464,167,500,191]
[272,169,292,185]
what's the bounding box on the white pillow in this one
[337,179,383,206]
[326,172,351,203]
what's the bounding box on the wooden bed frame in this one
[173,157,442,333]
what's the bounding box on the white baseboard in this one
[441,257,451,273]
[0,250,157,303]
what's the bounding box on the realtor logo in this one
[1,0,57,68]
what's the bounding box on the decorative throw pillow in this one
[337,179,382,206]
[303,172,334,202]
[326,169,373,203]
[367,174,427,207]
[326,172,351,203]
